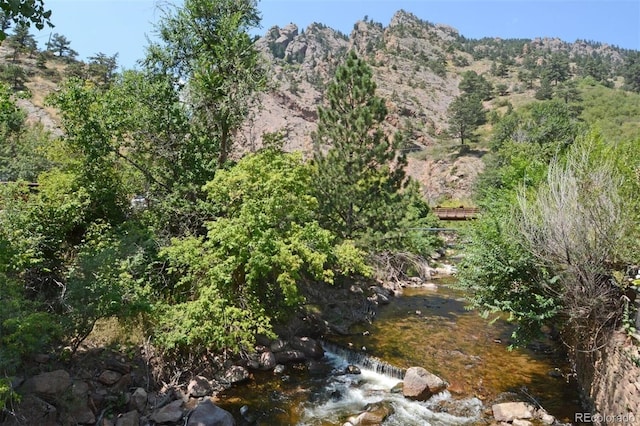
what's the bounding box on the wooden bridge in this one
[432,206,480,221]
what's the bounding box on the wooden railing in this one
[432,206,480,221]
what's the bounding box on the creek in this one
[217,281,582,425]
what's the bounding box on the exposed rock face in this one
[187,398,235,426]
[576,331,640,425]
[402,367,447,400]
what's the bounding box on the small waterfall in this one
[321,340,406,379]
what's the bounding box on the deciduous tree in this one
[144,0,267,169]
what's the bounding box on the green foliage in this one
[0,0,52,40]
[458,209,559,346]
[312,51,436,255]
[0,275,61,373]
[447,93,486,144]
[622,51,640,93]
[541,53,571,85]
[46,33,77,60]
[458,70,493,101]
[155,149,369,353]
[62,221,153,350]
[0,63,27,89]
[579,82,640,143]
[145,0,268,168]
[490,99,583,153]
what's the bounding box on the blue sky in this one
[41,0,640,69]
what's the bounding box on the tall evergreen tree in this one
[312,51,411,246]
[447,93,486,144]
[46,33,77,60]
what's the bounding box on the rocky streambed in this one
[2,279,582,426]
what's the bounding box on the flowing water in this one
[217,282,582,425]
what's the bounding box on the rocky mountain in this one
[4,9,634,202]
[240,10,631,202]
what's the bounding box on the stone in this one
[347,401,394,425]
[98,370,122,386]
[274,349,307,364]
[130,387,148,412]
[70,401,96,424]
[540,413,555,425]
[402,367,447,400]
[8,394,57,426]
[269,339,288,353]
[240,405,257,423]
[106,357,132,374]
[224,365,250,385]
[151,399,184,424]
[259,351,276,370]
[188,376,213,397]
[512,420,533,426]
[34,353,51,363]
[290,336,324,359]
[345,365,361,375]
[71,380,90,398]
[492,402,534,422]
[187,398,235,426]
[22,369,72,399]
[349,285,364,294]
[273,364,286,374]
[112,373,132,392]
[116,410,139,426]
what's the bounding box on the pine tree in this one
[312,51,408,245]
[46,33,78,60]
[447,93,486,145]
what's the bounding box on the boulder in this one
[22,369,72,399]
[69,398,96,424]
[224,365,250,385]
[290,336,324,359]
[116,410,139,426]
[347,401,394,425]
[492,402,534,422]
[259,351,276,370]
[105,357,132,374]
[129,387,148,412]
[151,399,184,424]
[188,376,213,397]
[187,398,235,426]
[8,394,57,426]
[345,365,361,375]
[98,370,122,386]
[513,419,533,426]
[269,339,289,353]
[402,367,447,400]
[274,350,307,364]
